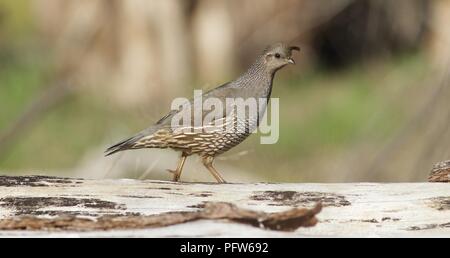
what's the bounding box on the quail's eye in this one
[275,53,281,58]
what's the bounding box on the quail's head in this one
[262,43,300,72]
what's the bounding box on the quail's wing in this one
[153,82,238,130]
[106,83,240,155]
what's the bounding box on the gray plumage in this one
[106,43,299,183]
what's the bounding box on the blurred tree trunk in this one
[31,0,432,102]
[363,0,450,181]
[192,0,235,83]
[32,0,194,108]
[115,0,194,105]
[428,0,450,69]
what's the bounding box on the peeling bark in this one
[0,202,321,232]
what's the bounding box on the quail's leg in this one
[168,153,188,182]
[202,156,227,183]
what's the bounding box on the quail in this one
[106,43,300,183]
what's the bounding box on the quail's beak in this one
[287,57,295,65]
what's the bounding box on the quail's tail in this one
[105,133,144,156]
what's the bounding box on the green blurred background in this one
[0,0,449,182]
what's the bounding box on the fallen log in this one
[0,175,449,237]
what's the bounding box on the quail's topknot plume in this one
[106,43,300,183]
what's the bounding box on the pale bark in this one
[0,176,448,237]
